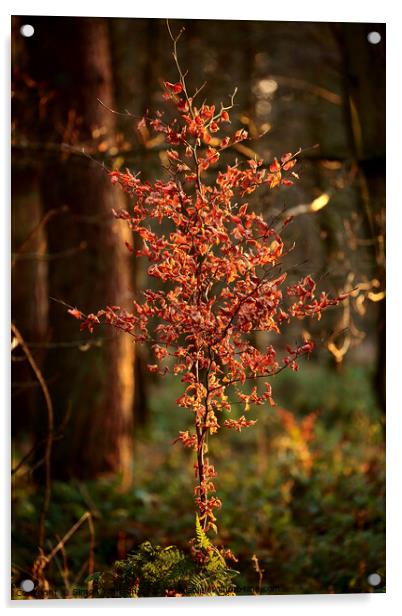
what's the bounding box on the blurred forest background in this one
[11,16,385,596]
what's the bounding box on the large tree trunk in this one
[13,16,136,482]
[11,21,50,441]
[74,18,136,485]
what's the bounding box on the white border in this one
[2,1,401,613]
[2,0,392,22]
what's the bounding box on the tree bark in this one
[337,23,386,418]
[12,16,136,482]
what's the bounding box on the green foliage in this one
[195,513,212,551]
[88,535,238,598]
[12,363,385,596]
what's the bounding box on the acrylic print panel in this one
[11,15,385,599]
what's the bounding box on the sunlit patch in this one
[310,193,330,212]
[259,79,278,95]
[256,100,272,116]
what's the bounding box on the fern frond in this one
[195,514,211,550]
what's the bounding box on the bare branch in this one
[11,323,53,551]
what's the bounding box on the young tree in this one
[70,26,344,533]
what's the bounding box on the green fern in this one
[195,514,211,550]
[87,538,238,598]
[195,514,227,571]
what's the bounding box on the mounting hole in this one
[20,24,35,38]
[20,579,35,592]
[367,573,381,586]
[367,31,381,45]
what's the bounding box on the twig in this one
[33,512,96,594]
[35,511,94,572]
[12,206,69,269]
[96,97,142,120]
[52,535,72,598]
[12,434,61,477]
[73,480,102,520]
[87,513,95,578]
[13,336,107,349]
[269,74,342,105]
[251,554,264,595]
[73,559,91,588]
[12,241,87,262]
[11,323,53,551]
[60,143,110,172]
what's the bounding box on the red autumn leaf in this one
[267,172,281,189]
[269,158,281,172]
[68,308,82,320]
[283,159,296,171]
[164,80,183,93]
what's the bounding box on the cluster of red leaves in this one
[223,416,257,432]
[69,77,343,532]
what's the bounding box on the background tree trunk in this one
[11,164,49,439]
[12,16,136,482]
[337,22,386,417]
